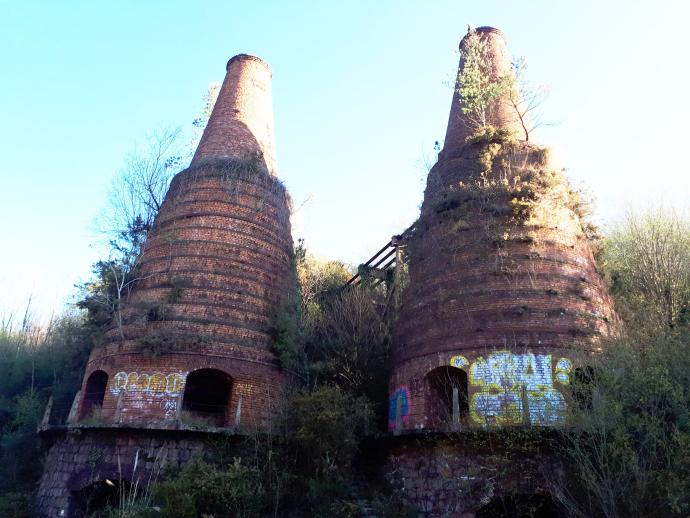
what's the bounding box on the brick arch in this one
[79,370,109,421]
[424,366,469,429]
[181,368,233,427]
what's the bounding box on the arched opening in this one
[181,368,232,427]
[80,370,108,421]
[425,366,469,429]
[70,478,131,517]
[476,492,563,518]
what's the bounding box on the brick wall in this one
[372,434,564,517]
[35,429,244,518]
[192,54,277,175]
[391,29,618,432]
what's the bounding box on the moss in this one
[138,333,211,357]
[465,125,517,145]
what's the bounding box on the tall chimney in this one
[58,54,293,430]
[443,27,522,155]
[192,54,277,175]
[390,27,618,432]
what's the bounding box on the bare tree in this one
[99,126,183,245]
[189,81,221,157]
[506,58,550,142]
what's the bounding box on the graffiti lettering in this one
[234,382,254,396]
[163,399,178,418]
[450,355,469,369]
[111,371,186,396]
[468,351,573,426]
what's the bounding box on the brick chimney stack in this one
[52,54,294,431]
[389,27,618,432]
[442,27,523,154]
[192,54,277,175]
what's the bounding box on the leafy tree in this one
[555,330,690,517]
[0,313,94,512]
[151,458,266,518]
[456,29,511,132]
[600,208,690,331]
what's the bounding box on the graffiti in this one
[468,351,572,426]
[450,355,469,369]
[111,372,186,396]
[163,399,178,418]
[234,382,254,397]
[388,386,411,431]
[554,358,573,385]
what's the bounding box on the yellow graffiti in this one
[449,355,469,369]
[149,372,167,392]
[234,382,254,396]
[129,373,150,391]
[468,351,573,426]
[166,373,185,394]
[554,358,573,385]
[111,371,187,395]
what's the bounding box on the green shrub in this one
[286,386,373,479]
[153,458,266,518]
[556,330,690,516]
[0,492,31,518]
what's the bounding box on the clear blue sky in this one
[1,0,689,319]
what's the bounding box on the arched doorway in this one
[80,370,108,421]
[425,366,469,429]
[181,368,232,427]
[70,478,131,517]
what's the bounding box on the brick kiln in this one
[388,27,618,433]
[37,54,294,516]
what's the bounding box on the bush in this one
[600,208,690,331]
[555,330,690,517]
[285,386,374,480]
[153,458,266,518]
[0,492,31,518]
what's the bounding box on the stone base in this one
[365,431,566,517]
[35,427,243,518]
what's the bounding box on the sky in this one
[1,0,689,320]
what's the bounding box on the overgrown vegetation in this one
[0,312,94,516]
[457,28,549,141]
[2,33,690,516]
[599,207,690,331]
[548,209,690,517]
[555,329,690,517]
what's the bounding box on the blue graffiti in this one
[388,386,410,429]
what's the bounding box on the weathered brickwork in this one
[192,54,278,175]
[389,348,576,430]
[37,54,293,516]
[374,434,564,517]
[390,27,618,431]
[444,27,522,148]
[36,429,241,518]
